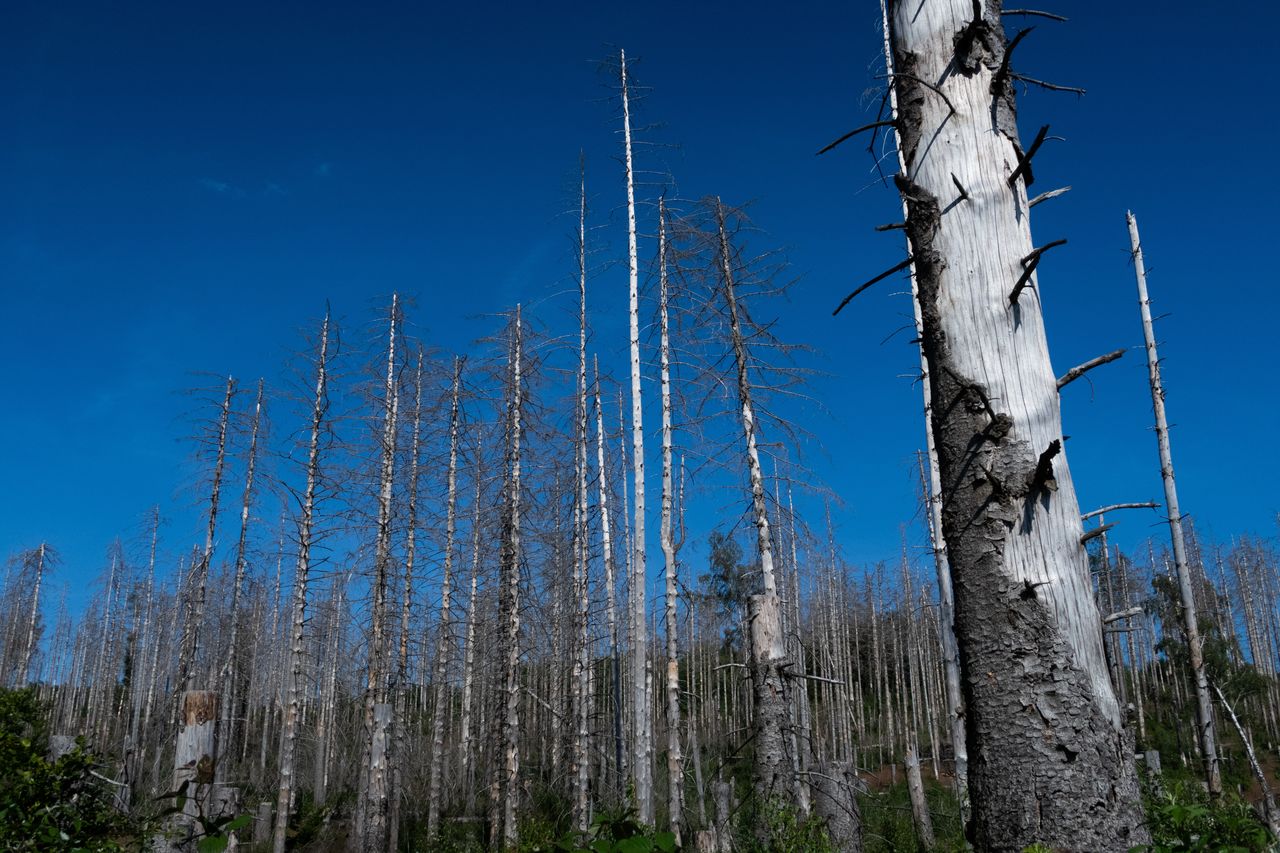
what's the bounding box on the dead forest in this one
[4,3,1278,852]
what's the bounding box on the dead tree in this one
[871,3,1146,847]
[618,48,653,825]
[272,311,330,853]
[1128,211,1220,797]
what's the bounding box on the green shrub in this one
[1132,775,1272,852]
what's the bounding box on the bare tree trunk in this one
[392,350,426,851]
[181,376,235,696]
[273,312,329,853]
[219,379,263,775]
[656,199,685,843]
[19,544,46,685]
[714,200,806,830]
[1128,211,1221,797]
[169,691,218,851]
[356,295,401,851]
[619,48,653,826]
[499,307,525,847]
[572,165,594,832]
[880,3,1146,846]
[595,359,625,802]
[428,356,463,839]
[459,473,483,812]
[1213,681,1279,836]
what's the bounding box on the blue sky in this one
[3,1,1277,613]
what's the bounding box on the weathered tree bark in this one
[273,312,329,853]
[356,295,401,852]
[428,356,463,840]
[619,48,653,826]
[19,544,47,685]
[1128,211,1221,797]
[168,690,218,851]
[882,2,1146,847]
[459,473,483,810]
[810,762,862,853]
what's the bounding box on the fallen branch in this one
[1103,606,1145,624]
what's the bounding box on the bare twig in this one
[1012,73,1086,95]
[1079,522,1116,545]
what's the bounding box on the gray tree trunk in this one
[883,2,1145,847]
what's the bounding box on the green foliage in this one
[525,805,677,853]
[738,798,835,853]
[859,780,966,853]
[0,687,134,851]
[1131,775,1272,853]
[697,531,759,652]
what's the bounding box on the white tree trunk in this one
[500,307,525,847]
[883,2,1145,846]
[428,356,463,839]
[1128,211,1221,797]
[657,201,684,843]
[272,312,329,853]
[619,48,653,825]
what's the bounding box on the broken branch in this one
[1028,185,1071,208]
[1057,348,1125,389]
[1079,522,1116,545]
[816,121,896,156]
[1002,9,1068,21]
[833,256,914,316]
[1008,123,1050,187]
[1081,501,1159,521]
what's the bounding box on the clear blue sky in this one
[3,1,1277,613]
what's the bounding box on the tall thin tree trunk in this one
[272,312,329,853]
[596,358,625,800]
[1128,211,1220,797]
[428,356,464,839]
[881,3,1145,846]
[357,295,402,851]
[181,376,235,696]
[572,163,594,832]
[219,379,263,775]
[715,199,806,827]
[619,48,653,826]
[657,200,685,843]
[499,307,525,847]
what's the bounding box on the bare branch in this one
[832,257,914,316]
[1028,186,1071,208]
[816,121,896,156]
[1081,501,1160,521]
[1057,348,1125,389]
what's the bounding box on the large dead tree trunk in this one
[572,164,593,832]
[1128,211,1221,797]
[880,2,1146,847]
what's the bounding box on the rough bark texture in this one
[886,1,1145,848]
[810,761,862,853]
